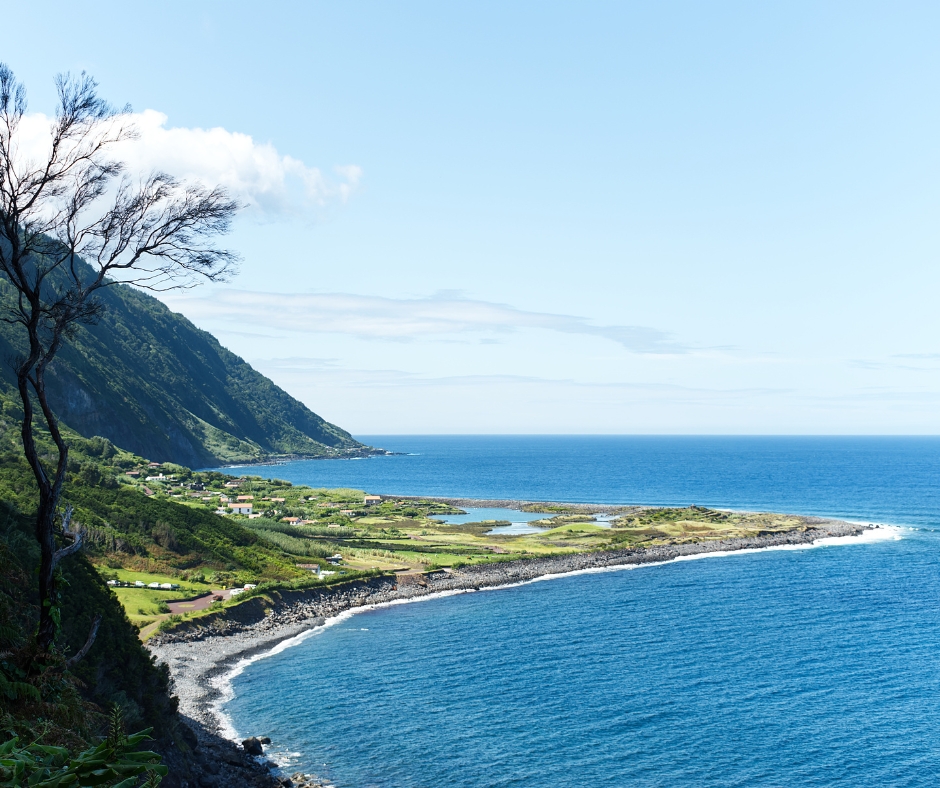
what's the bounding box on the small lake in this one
[436,506,613,533]
[435,506,550,534]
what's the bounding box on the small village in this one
[122,462,399,524]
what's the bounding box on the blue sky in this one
[8,1,940,433]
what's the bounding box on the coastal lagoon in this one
[219,437,940,786]
[435,507,551,535]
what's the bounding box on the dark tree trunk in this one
[18,345,72,654]
[35,496,58,652]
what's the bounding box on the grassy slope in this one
[0,381,820,638]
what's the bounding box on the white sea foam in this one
[212,607,358,739]
[210,523,905,742]
[212,589,473,740]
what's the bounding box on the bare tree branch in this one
[64,613,102,670]
[51,505,82,570]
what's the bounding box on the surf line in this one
[212,523,903,740]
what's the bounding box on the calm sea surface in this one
[219,436,940,787]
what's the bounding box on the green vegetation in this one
[0,259,375,467]
[0,495,181,754]
[0,706,166,787]
[605,505,806,547]
[98,571,209,630]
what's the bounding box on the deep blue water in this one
[221,437,940,787]
[220,435,940,526]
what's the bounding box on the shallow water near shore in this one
[220,437,940,786]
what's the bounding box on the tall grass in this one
[298,525,355,537]
[250,529,333,557]
[243,519,341,557]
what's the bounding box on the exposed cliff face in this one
[0,261,371,466]
[44,362,211,468]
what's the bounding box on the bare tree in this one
[0,64,240,656]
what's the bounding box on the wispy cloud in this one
[257,357,786,395]
[851,354,940,372]
[165,289,688,353]
[16,110,361,220]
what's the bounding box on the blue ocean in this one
[219,436,940,787]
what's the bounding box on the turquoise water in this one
[221,437,940,786]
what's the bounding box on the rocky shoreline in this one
[147,515,871,787]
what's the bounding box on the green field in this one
[100,569,212,629]
[77,467,818,639]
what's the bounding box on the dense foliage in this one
[0,707,166,788]
[0,492,178,752]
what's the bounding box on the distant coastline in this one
[148,510,873,760]
[215,446,398,469]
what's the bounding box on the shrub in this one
[0,705,166,787]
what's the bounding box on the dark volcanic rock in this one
[242,737,264,755]
[159,727,280,788]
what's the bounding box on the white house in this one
[229,502,253,515]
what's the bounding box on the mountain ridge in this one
[0,264,377,467]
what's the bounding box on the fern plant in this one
[0,705,166,787]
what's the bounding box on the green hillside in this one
[0,265,376,467]
[0,401,327,760]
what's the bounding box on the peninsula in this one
[142,495,871,788]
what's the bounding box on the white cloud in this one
[163,289,689,353]
[14,110,361,219]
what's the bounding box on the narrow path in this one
[138,619,163,641]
